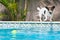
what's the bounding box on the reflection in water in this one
[11,30,17,35]
[11,30,17,37]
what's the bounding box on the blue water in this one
[0,29,60,40]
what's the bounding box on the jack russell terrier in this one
[37,6,55,21]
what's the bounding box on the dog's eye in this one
[49,12,52,14]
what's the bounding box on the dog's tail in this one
[37,7,41,11]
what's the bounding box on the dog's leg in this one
[44,18,47,21]
[40,14,42,21]
[50,17,52,21]
[44,15,47,21]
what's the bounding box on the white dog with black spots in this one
[37,6,55,21]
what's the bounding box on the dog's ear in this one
[37,7,41,11]
[45,7,49,11]
[51,6,55,11]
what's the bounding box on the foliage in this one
[0,0,29,21]
[0,0,17,21]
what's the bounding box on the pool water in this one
[0,29,60,40]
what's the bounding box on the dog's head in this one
[45,6,55,15]
[45,6,55,21]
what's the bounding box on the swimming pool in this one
[0,22,60,40]
[0,29,60,40]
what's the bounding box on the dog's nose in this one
[49,12,52,14]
